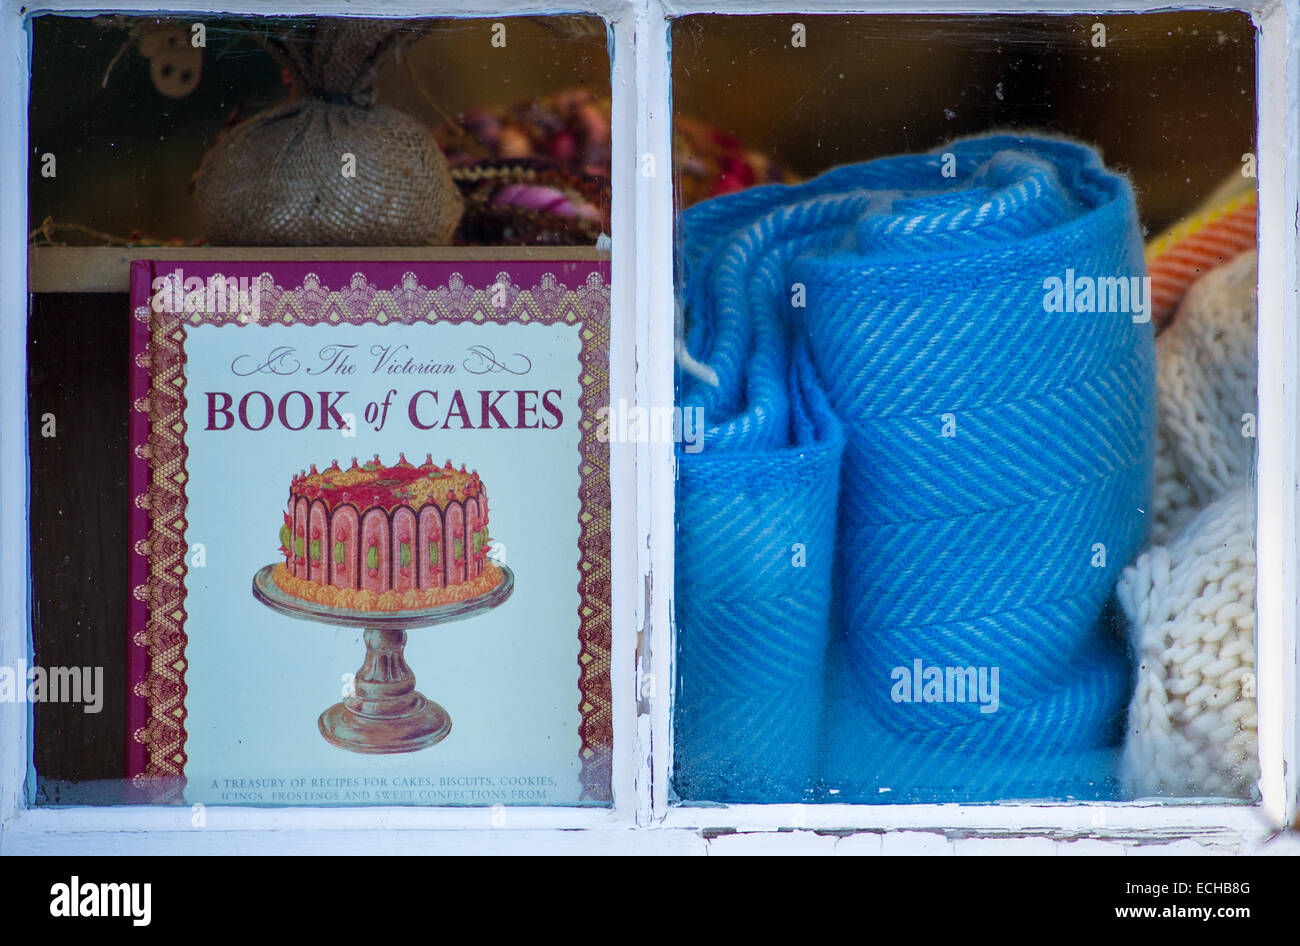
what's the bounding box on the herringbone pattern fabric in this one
[674,134,1156,802]
[675,338,843,801]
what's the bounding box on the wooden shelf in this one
[28,245,609,293]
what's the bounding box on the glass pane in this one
[27,13,614,807]
[670,12,1259,805]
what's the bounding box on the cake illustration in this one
[272,454,503,611]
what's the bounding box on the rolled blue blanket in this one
[674,134,1155,803]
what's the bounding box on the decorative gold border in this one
[130,300,191,797]
[132,267,612,802]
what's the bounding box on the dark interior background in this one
[672,12,1256,237]
[28,15,610,241]
[28,293,129,804]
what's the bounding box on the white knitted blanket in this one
[1150,251,1257,546]
[1120,250,1257,798]
[1119,487,1256,798]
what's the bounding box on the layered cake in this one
[272,454,503,611]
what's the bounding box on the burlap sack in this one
[195,21,462,245]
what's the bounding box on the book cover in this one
[126,259,612,806]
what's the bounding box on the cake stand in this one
[251,563,515,754]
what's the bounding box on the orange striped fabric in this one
[1145,192,1256,333]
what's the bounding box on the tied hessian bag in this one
[195,21,463,246]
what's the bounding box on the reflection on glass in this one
[671,13,1258,805]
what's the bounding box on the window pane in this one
[670,12,1259,805]
[27,13,614,807]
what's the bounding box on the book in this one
[126,259,612,806]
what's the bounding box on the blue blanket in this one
[674,134,1154,803]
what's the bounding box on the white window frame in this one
[1,0,1297,856]
[0,0,644,854]
[647,0,1300,855]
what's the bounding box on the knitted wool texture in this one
[675,134,1154,802]
[1145,194,1256,333]
[1120,251,1258,799]
[1150,251,1258,547]
[1119,487,1257,798]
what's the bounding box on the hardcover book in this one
[126,259,612,806]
